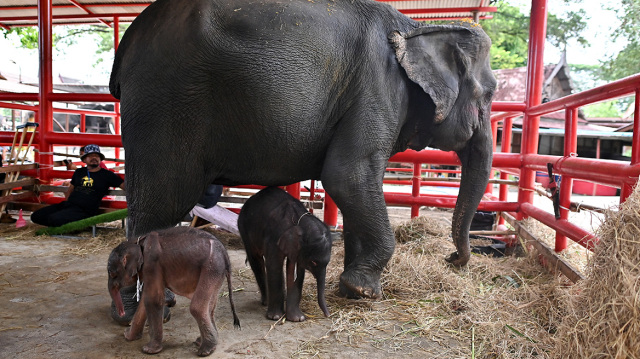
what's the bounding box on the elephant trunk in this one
[109,284,125,318]
[316,271,330,317]
[448,127,493,267]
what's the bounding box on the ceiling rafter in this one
[67,0,112,27]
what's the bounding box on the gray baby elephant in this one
[107,227,240,356]
[238,186,332,322]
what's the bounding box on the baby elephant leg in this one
[190,275,223,356]
[142,283,166,354]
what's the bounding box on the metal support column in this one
[556,108,578,252]
[517,0,547,220]
[37,0,54,183]
[621,89,640,201]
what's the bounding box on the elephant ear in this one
[389,25,482,124]
[277,226,304,263]
[122,242,143,279]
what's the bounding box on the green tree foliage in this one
[582,101,624,118]
[2,24,128,57]
[481,1,587,70]
[601,0,640,80]
[2,27,46,49]
[481,2,529,69]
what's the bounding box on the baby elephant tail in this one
[225,256,241,330]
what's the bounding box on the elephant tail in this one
[225,253,241,330]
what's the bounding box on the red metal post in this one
[80,114,86,132]
[517,0,547,220]
[411,161,421,218]
[485,120,498,195]
[556,108,578,252]
[621,89,640,201]
[285,182,301,200]
[323,193,338,227]
[114,16,121,160]
[498,116,514,225]
[37,0,54,183]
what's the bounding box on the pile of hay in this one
[552,188,640,358]
[315,214,568,358]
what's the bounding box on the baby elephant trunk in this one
[109,283,125,318]
[316,272,330,317]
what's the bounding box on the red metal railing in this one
[1,0,639,256]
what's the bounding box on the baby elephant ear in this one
[277,226,303,262]
[389,26,471,124]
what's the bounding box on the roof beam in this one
[67,0,111,27]
[0,12,140,23]
[0,3,152,11]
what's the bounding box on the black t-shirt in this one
[67,168,124,214]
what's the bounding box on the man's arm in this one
[66,184,74,199]
[119,181,125,191]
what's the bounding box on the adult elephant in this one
[110,0,497,299]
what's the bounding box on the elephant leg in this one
[190,275,221,356]
[124,297,146,341]
[124,149,209,237]
[338,221,364,299]
[285,260,306,322]
[322,152,394,300]
[264,248,285,320]
[141,282,166,355]
[245,246,267,306]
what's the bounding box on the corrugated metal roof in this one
[0,1,151,28]
[0,0,496,28]
[379,0,496,21]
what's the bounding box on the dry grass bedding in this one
[5,184,639,358]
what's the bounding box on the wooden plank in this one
[0,178,36,191]
[502,212,585,283]
[0,191,36,205]
[0,164,38,173]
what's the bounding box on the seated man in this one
[31,144,125,227]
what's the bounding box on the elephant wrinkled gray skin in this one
[107,227,241,356]
[238,187,332,322]
[110,0,497,299]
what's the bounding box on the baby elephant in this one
[238,186,332,322]
[107,227,240,356]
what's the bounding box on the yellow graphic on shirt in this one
[82,176,94,187]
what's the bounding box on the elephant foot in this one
[285,308,306,322]
[339,268,382,299]
[337,281,362,299]
[124,327,142,341]
[266,309,285,321]
[195,336,217,356]
[445,251,470,267]
[197,344,216,357]
[142,341,163,355]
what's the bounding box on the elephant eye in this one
[109,270,117,278]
